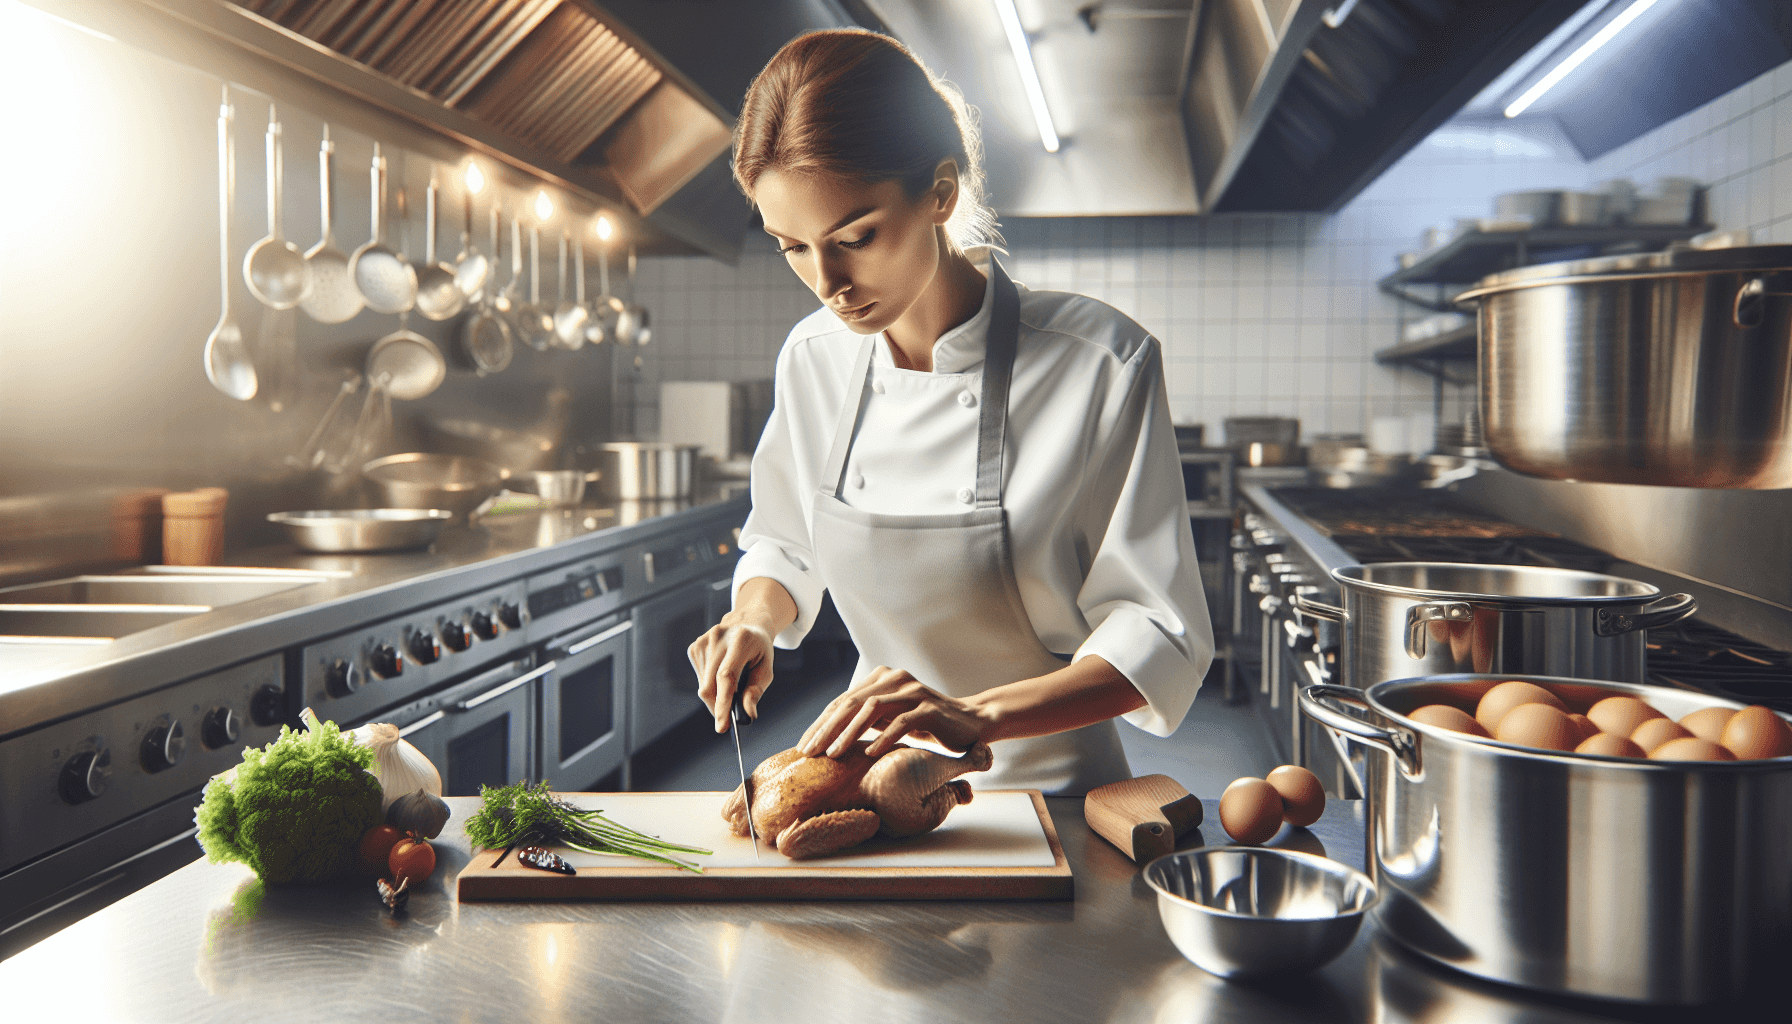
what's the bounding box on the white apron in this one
[808,260,1132,796]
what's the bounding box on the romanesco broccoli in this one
[195,709,383,885]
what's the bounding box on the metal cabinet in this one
[627,580,713,754]
[538,616,630,791]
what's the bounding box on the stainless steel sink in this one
[0,567,345,641]
[0,574,323,606]
[0,605,208,640]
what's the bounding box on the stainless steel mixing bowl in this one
[1143,847,1377,979]
[362,453,505,517]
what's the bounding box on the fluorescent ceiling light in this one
[993,0,1060,153]
[1505,0,1659,118]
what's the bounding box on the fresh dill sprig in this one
[464,781,711,873]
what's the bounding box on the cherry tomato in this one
[356,824,406,878]
[389,834,436,886]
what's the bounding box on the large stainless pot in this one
[1300,674,1792,1003]
[1290,563,1694,688]
[589,442,697,499]
[1456,244,1792,488]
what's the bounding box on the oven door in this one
[628,578,718,754]
[540,617,630,791]
[397,657,545,797]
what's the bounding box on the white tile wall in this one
[635,59,1792,441]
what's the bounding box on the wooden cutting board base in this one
[456,790,1072,901]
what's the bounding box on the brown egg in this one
[1678,707,1736,744]
[1266,765,1325,827]
[1475,681,1567,733]
[1219,777,1285,845]
[1720,705,1792,760]
[1494,703,1580,751]
[1575,732,1645,758]
[1566,713,1599,745]
[1649,737,1736,762]
[1409,704,1490,737]
[1587,696,1666,738]
[1631,717,1692,754]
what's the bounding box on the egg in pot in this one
[1588,696,1665,737]
[1475,681,1566,734]
[1409,704,1488,737]
[1678,706,1736,744]
[1649,737,1735,762]
[1575,732,1645,758]
[1494,703,1580,752]
[1632,717,1692,754]
[1720,705,1792,760]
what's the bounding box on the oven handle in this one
[456,662,556,711]
[397,711,447,738]
[559,619,633,657]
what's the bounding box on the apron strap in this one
[820,335,878,498]
[975,260,1020,509]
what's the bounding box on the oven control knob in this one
[202,707,240,749]
[141,719,186,772]
[326,658,363,697]
[498,601,524,631]
[370,644,404,679]
[409,630,443,665]
[441,620,474,652]
[250,684,285,727]
[469,610,498,641]
[61,748,112,804]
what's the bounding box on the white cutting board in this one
[455,790,1073,901]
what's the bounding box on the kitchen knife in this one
[730,691,760,859]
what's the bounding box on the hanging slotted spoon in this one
[350,142,416,315]
[300,125,363,324]
[205,84,257,401]
[415,170,463,320]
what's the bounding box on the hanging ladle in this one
[300,125,364,324]
[553,229,588,349]
[454,165,491,302]
[243,104,312,310]
[204,84,257,401]
[414,169,464,320]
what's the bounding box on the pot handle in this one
[1300,684,1420,778]
[1288,592,1343,622]
[1404,602,1473,659]
[1733,278,1792,329]
[1594,593,1696,637]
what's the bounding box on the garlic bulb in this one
[353,722,442,809]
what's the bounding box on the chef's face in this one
[754,163,957,336]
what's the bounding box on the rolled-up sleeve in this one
[733,344,829,649]
[1072,339,1214,736]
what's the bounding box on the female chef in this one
[688,28,1212,795]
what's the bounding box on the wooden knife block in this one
[1084,774,1204,865]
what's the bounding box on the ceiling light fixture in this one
[534,190,553,221]
[1505,0,1658,118]
[993,0,1060,153]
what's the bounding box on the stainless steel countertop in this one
[0,489,749,734]
[0,794,1755,1022]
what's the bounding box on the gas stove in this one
[1256,486,1792,715]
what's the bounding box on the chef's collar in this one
[873,247,998,375]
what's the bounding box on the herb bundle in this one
[464,781,711,873]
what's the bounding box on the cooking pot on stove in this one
[1456,243,1792,488]
[1289,562,1695,688]
[1300,674,1792,1003]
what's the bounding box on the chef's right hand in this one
[691,613,776,733]
[690,577,799,733]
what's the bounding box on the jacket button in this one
[850,473,865,489]
[872,380,886,394]
[957,390,976,407]
[956,487,975,505]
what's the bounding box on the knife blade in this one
[730,690,760,860]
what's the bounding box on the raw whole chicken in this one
[721,742,994,859]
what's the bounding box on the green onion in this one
[464,781,712,873]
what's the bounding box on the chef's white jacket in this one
[733,263,1214,738]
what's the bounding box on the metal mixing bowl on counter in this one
[267,509,452,552]
[1143,847,1377,979]
[362,453,505,518]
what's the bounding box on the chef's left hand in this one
[798,666,989,759]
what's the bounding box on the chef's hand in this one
[691,577,798,733]
[798,666,990,759]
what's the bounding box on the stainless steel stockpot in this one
[1455,244,1792,488]
[591,441,698,499]
[1290,563,1694,688]
[1300,674,1792,1003]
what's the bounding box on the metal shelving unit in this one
[1379,223,1710,311]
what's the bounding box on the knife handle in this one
[1084,774,1204,865]
[730,690,753,727]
